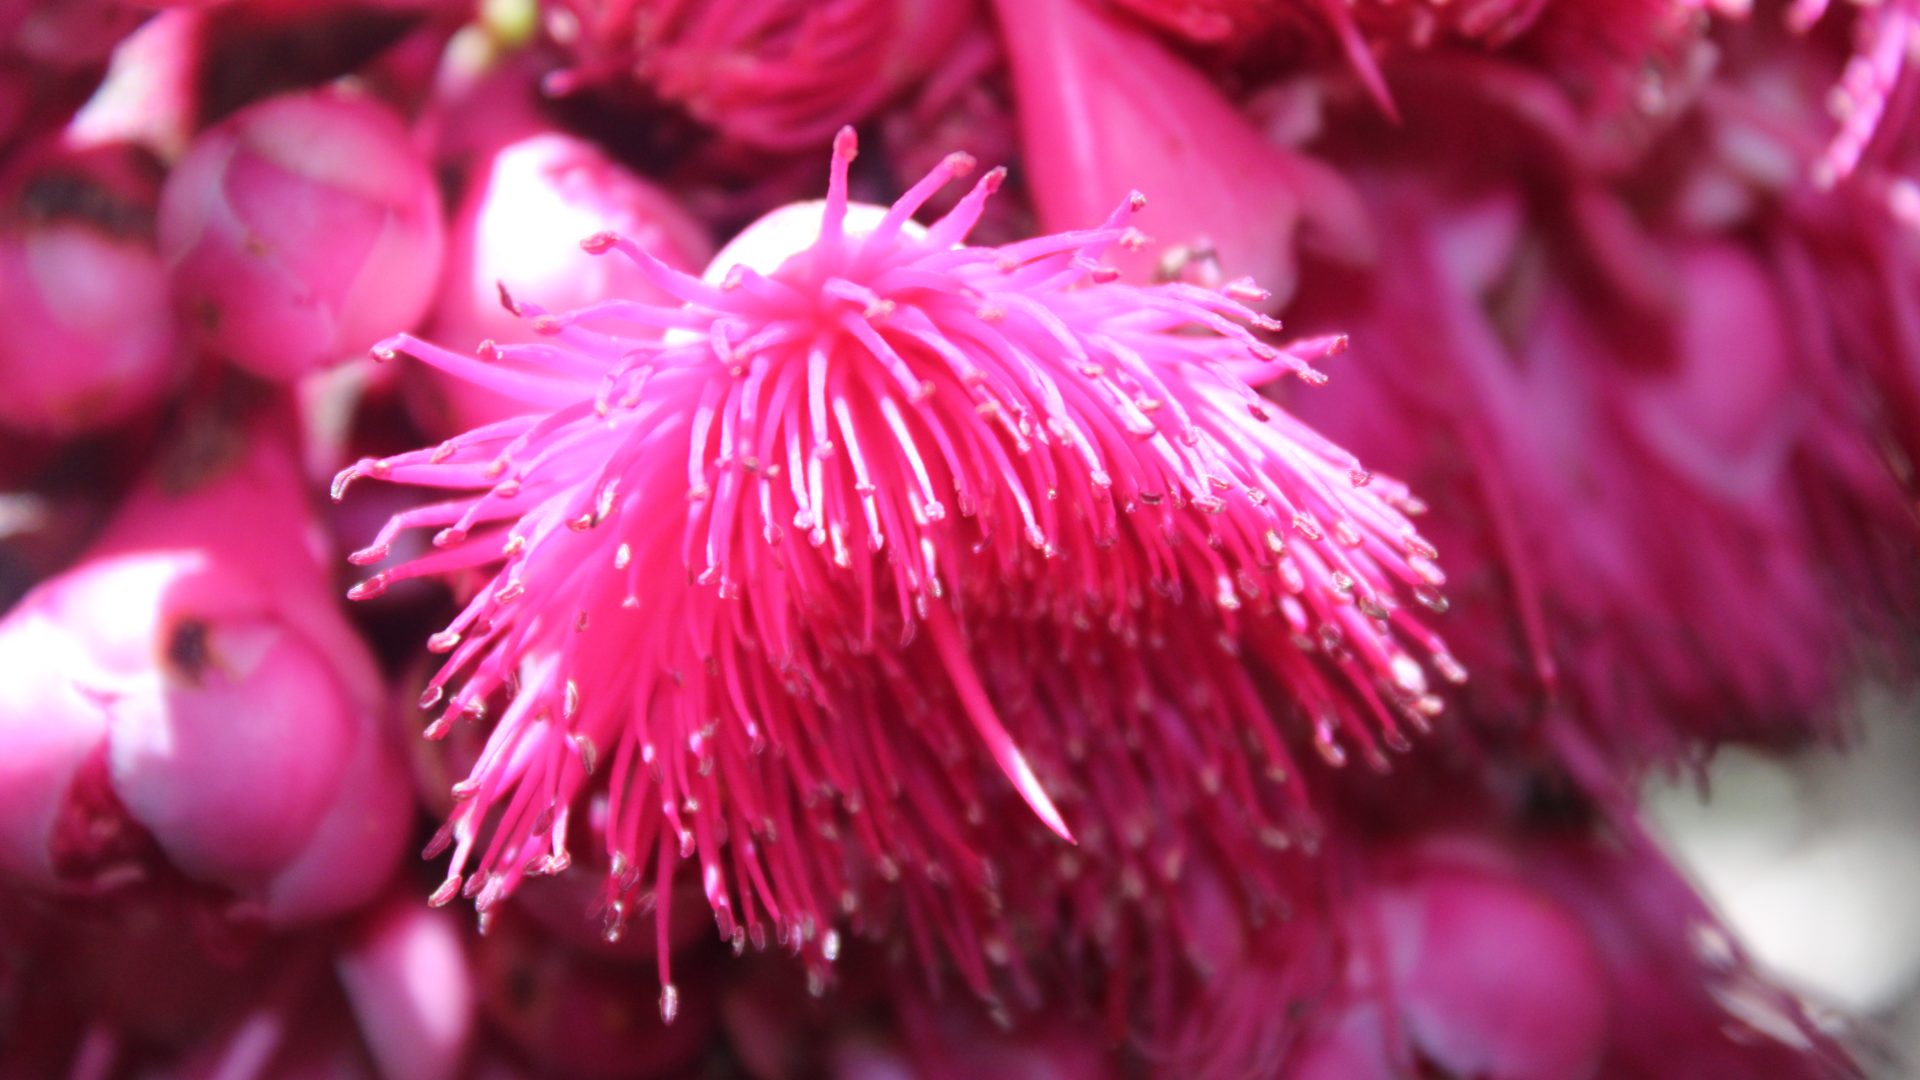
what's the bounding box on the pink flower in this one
[540,0,973,150]
[0,139,183,436]
[0,414,410,926]
[158,86,445,382]
[341,130,1450,1000]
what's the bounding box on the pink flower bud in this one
[420,131,711,433]
[0,141,182,436]
[0,620,114,888]
[66,8,206,160]
[336,895,476,1080]
[158,87,445,382]
[0,419,410,925]
[1319,863,1610,1080]
[1613,240,1817,542]
[993,0,1370,305]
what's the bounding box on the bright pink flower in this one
[992,0,1370,305]
[158,86,445,382]
[0,416,410,925]
[423,131,712,434]
[540,0,973,150]
[0,140,182,436]
[341,131,1450,1001]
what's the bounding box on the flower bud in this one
[159,87,445,382]
[66,8,206,160]
[0,421,410,926]
[337,894,475,1080]
[0,141,182,436]
[1341,863,1609,1080]
[419,131,710,433]
[1620,240,1800,504]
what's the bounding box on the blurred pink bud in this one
[1294,862,1609,1080]
[0,422,410,925]
[158,87,445,382]
[542,0,972,150]
[992,0,1370,306]
[1617,240,1801,505]
[421,131,711,433]
[336,895,476,1080]
[66,8,206,160]
[419,47,557,182]
[0,620,121,888]
[0,141,182,436]
[474,910,716,1079]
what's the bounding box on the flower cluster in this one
[0,0,1912,1077]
